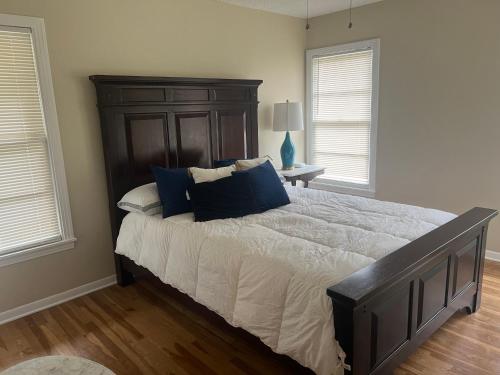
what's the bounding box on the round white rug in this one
[1,356,115,375]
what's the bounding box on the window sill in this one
[309,179,375,198]
[0,237,77,268]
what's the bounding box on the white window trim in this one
[0,14,75,267]
[305,39,380,197]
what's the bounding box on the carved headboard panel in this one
[90,75,263,245]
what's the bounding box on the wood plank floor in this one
[0,261,499,375]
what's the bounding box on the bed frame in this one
[90,75,497,375]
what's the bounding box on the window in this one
[0,14,74,266]
[306,39,379,196]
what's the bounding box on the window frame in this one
[305,39,380,197]
[0,13,75,267]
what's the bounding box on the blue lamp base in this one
[280,131,295,170]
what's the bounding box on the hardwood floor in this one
[0,261,499,375]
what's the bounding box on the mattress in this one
[115,186,455,375]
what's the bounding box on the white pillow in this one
[117,183,161,215]
[235,156,275,171]
[189,165,236,184]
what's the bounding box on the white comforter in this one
[116,186,455,375]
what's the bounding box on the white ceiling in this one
[217,0,384,18]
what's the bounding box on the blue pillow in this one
[151,166,194,218]
[213,158,238,168]
[188,174,258,221]
[232,160,290,211]
[188,160,289,222]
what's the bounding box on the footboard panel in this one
[328,207,497,375]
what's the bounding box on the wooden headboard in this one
[90,75,263,247]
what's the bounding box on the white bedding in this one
[115,186,455,375]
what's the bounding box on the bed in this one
[90,75,497,375]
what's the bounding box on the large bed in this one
[90,75,497,375]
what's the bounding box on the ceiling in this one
[216,0,384,18]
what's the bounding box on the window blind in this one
[0,26,61,255]
[311,49,373,185]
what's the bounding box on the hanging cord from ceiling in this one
[305,0,310,30]
[348,0,353,29]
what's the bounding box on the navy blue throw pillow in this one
[213,158,238,168]
[151,166,194,218]
[188,160,289,222]
[232,160,290,211]
[188,174,258,222]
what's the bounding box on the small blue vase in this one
[280,131,295,170]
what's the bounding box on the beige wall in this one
[307,0,500,254]
[0,0,305,312]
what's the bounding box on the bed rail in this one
[327,207,497,374]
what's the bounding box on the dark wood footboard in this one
[328,207,497,375]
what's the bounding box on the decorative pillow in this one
[117,183,161,215]
[232,160,290,211]
[189,165,236,184]
[214,156,275,170]
[213,159,238,168]
[188,174,258,222]
[235,156,275,171]
[151,166,194,218]
[188,160,289,222]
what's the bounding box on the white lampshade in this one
[273,101,304,132]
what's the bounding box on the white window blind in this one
[309,42,378,190]
[0,25,62,255]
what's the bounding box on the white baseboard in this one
[486,250,500,262]
[0,275,116,325]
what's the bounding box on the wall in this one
[0,0,305,312]
[307,0,500,253]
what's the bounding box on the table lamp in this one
[273,101,304,170]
